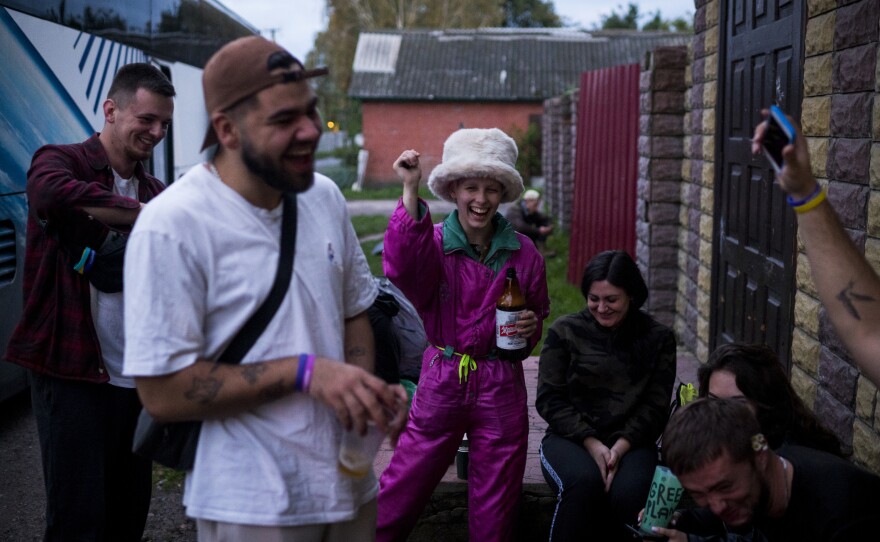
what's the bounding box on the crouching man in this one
[650,398,880,541]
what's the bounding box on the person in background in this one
[698,343,842,457]
[377,128,550,542]
[505,188,556,257]
[651,397,880,541]
[537,249,676,541]
[123,37,405,541]
[3,63,174,541]
[752,111,880,387]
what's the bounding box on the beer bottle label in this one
[496,308,527,350]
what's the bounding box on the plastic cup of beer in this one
[639,465,684,534]
[337,422,387,477]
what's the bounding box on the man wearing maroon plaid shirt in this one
[4,63,174,541]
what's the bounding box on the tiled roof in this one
[349,28,691,102]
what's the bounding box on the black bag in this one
[131,417,201,470]
[132,193,297,470]
[88,231,127,293]
[35,210,128,293]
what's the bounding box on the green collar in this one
[442,210,520,272]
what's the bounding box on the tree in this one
[641,11,665,31]
[502,0,562,28]
[642,9,693,32]
[600,3,640,30]
[669,16,693,32]
[599,3,692,32]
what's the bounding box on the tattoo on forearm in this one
[259,380,286,402]
[347,345,367,360]
[241,364,268,385]
[837,281,877,321]
[184,377,222,404]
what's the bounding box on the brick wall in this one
[541,93,577,232]
[360,101,543,186]
[676,0,719,363]
[637,46,689,329]
[794,0,880,470]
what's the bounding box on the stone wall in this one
[676,0,719,362]
[792,0,880,471]
[541,92,577,232]
[637,46,689,329]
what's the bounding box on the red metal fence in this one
[567,63,641,284]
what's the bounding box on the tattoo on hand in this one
[184,377,222,404]
[837,281,876,321]
[241,364,268,385]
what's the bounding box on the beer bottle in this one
[496,268,529,361]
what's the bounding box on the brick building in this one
[348,28,689,187]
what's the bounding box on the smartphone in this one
[761,104,796,173]
[624,523,667,541]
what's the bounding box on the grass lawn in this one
[342,185,438,201]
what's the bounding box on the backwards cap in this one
[200,36,328,150]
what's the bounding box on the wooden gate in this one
[568,64,640,284]
[711,0,805,366]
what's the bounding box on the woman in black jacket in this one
[536,250,677,541]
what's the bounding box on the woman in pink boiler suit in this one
[376,128,550,541]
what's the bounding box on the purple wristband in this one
[302,355,315,393]
[294,353,307,392]
[786,183,821,207]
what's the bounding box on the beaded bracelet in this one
[792,187,827,214]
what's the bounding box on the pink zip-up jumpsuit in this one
[377,200,549,541]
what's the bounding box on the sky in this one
[218,0,694,61]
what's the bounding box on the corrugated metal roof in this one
[349,29,690,102]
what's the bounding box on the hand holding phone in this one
[761,105,796,173]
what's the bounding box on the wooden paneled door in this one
[710,0,805,367]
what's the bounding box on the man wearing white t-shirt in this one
[123,36,406,541]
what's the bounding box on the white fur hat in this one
[427,128,524,203]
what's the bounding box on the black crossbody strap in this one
[218,192,297,365]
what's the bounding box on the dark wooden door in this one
[711,0,805,367]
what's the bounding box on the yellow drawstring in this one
[458,354,477,384]
[436,346,478,384]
